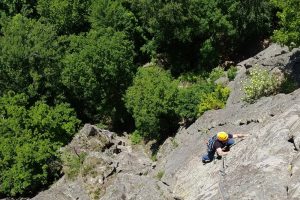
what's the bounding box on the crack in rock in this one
[288,136,299,151]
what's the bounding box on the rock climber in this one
[202,132,248,164]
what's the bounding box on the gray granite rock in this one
[157,87,300,200]
[31,43,300,200]
[100,174,172,200]
[31,177,90,200]
[215,76,229,86]
[32,124,167,200]
[154,44,300,200]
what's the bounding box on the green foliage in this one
[175,86,201,120]
[280,74,298,94]
[0,0,37,16]
[125,66,231,139]
[151,153,157,162]
[140,0,232,44]
[0,92,80,196]
[126,0,275,72]
[227,66,238,81]
[147,0,233,72]
[89,0,137,34]
[198,85,230,116]
[271,0,300,47]
[225,0,274,42]
[171,138,179,148]
[209,66,225,83]
[125,65,230,140]
[177,72,209,84]
[199,39,220,69]
[243,67,282,103]
[61,151,87,180]
[124,66,178,139]
[62,28,135,123]
[0,137,57,196]
[0,14,62,102]
[88,0,148,65]
[37,0,91,34]
[0,0,284,197]
[175,81,215,120]
[130,131,143,145]
[156,171,164,180]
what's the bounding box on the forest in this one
[0,0,299,197]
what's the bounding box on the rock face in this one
[155,44,300,200]
[32,124,171,200]
[161,94,300,200]
[31,43,300,200]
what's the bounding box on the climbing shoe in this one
[202,159,211,164]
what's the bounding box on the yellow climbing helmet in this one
[217,132,228,141]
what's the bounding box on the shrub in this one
[198,85,230,116]
[208,66,225,83]
[124,66,178,140]
[151,154,157,162]
[61,151,87,180]
[175,86,202,121]
[227,66,238,81]
[156,171,164,180]
[125,66,230,140]
[243,66,282,103]
[177,72,209,85]
[171,138,179,148]
[175,70,223,122]
[130,131,143,144]
[175,81,215,121]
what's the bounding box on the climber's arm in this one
[216,147,229,156]
[233,133,249,139]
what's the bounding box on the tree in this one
[124,65,179,139]
[124,0,234,72]
[222,0,275,56]
[0,0,37,17]
[89,0,137,34]
[0,14,62,103]
[124,0,275,73]
[61,28,136,124]
[271,0,300,47]
[37,0,91,34]
[89,0,148,66]
[0,92,80,196]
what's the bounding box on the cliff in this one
[31,44,300,200]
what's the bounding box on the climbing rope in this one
[218,156,230,200]
[217,138,245,200]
